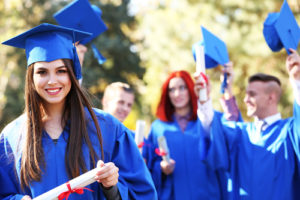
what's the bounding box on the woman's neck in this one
[42,101,66,139]
[175,105,191,117]
[43,101,65,119]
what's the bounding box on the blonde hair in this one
[102,82,134,101]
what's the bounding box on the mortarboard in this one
[2,23,92,80]
[54,0,107,44]
[200,26,230,68]
[201,26,230,93]
[263,0,300,54]
[193,26,230,93]
[54,0,107,64]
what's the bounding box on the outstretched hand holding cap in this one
[286,48,300,81]
[221,62,234,99]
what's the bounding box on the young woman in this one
[143,70,229,200]
[0,24,156,200]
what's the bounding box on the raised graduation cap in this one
[200,26,230,68]
[54,0,107,64]
[193,26,230,93]
[263,0,300,55]
[2,23,92,79]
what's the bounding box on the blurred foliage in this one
[1,0,300,131]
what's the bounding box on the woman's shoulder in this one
[151,118,167,125]
[84,107,114,123]
[1,114,26,138]
[151,118,175,127]
[149,119,173,134]
[1,115,26,151]
[86,108,127,137]
[91,108,121,125]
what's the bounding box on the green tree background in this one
[0,0,299,132]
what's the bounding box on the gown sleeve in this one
[0,117,28,200]
[142,129,163,198]
[96,113,157,200]
[200,111,244,172]
[113,128,157,200]
[288,102,300,164]
[142,121,175,199]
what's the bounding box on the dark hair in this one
[156,70,197,122]
[20,59,104,189]
[249,73,281,86]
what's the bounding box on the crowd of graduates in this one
[1,0,300,199]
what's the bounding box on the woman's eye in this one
[168,88,175,93]
[57,69,67,74]
[179,85,186,91]
[36,70,46,75]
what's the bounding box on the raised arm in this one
[286,49,300,104]
[220,62,241,122]
[286,49,300,163]
[194,72,214,133]
[194,70,243,171]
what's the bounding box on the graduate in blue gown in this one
[195,49,300,200]
[101,82,135,124]
[143,70,240,200]
[0,24,157,200]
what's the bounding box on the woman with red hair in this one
[143,70,228,199]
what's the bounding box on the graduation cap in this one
[2,23,92,80]
[263,0,300,54]
[54,0,107,64]
[200,26,229,68]
[192,26,230,93]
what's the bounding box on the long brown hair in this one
[20,59,104,189]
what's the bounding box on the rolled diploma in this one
[157,136,170,163]
[135,120,145,153]
[195,44,207,101]
[33,167,98,200]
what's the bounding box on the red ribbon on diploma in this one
[199,72,208,85]
[58,182,93,200]
[137,141,145,148]
[155,148,167,156]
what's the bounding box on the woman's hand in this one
[160,159,175,175]
[95,160,119,188]
[194,73,211,104]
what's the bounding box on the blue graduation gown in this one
[0,108,157,200]
[202,102,300,200]
[143,116,227,200]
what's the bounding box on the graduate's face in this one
[103,88,135,122]
[244,81,269,118]
[33,59,71,107]
[168,77,190,110]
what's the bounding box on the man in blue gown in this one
[195,49,300,200]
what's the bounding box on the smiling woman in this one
[0,23,157,200]
[32,60,72,108]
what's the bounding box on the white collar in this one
[255,113,281,127]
